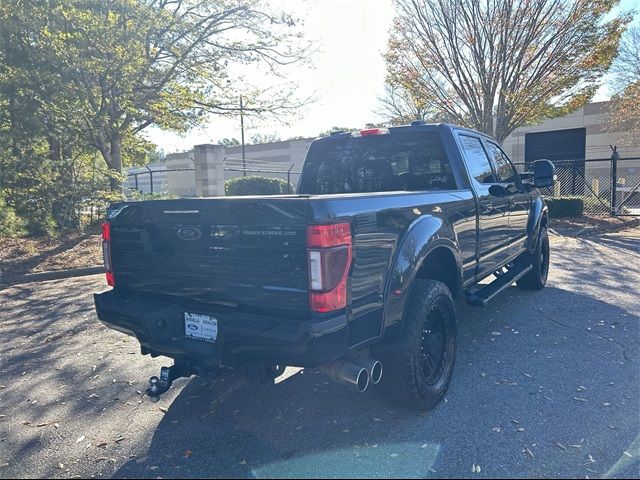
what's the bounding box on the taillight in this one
[307,223,352,312]
[102,222,114,287]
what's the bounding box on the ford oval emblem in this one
[177,227,202,241]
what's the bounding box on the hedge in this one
[0,194,27,237]
[545,197,584,218]
[224,176,292,196]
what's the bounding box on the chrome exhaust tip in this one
[320,360,370,392]
[352,357,383,385]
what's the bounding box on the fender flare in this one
[380,215,462,338]
[526,197,548,253]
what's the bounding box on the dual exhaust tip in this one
[319,357,383,393]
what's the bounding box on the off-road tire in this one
[376,279,457,411]
[516,226,550,290]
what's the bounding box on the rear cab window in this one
[298,129,457,194]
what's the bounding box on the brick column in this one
[193,144,225,197]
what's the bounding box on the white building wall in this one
[165,152,196,197]
[502,101,640,162]
[124,162,167,194]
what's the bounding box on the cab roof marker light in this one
[351,128,390,137]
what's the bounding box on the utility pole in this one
[240,96,246,176]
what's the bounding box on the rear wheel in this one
[516,226,550,290]
[376,279,457,411]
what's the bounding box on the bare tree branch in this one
[383,0,631,142]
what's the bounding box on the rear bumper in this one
[94,290,349,368]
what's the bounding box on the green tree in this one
[249,133,282,144]
[218,138,241,147]
[318,127,357,136]
[384,0,630,142]
[7,0,310,191]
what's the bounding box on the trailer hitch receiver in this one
[146,362,192,402]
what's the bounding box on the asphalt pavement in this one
[0,230,638,479]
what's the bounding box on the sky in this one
[145,0,639,154]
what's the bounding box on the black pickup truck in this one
[95,123,555,409]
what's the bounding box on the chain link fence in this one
[122,156,640,216]
[513,157,640,216]
[125,164,301,197]
[613,157,640,216]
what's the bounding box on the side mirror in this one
[489,184,508,197]
[532,159,556,188]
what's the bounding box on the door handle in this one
[480,200,492,213]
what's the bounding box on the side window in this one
[485,142,518,183]
[459,135,496,184]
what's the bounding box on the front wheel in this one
[516,226,550,290]
[376,279,457,411]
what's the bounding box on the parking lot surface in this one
[0,230,638,478]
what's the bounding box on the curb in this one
[0,266,104,288]
[549,217,639,238]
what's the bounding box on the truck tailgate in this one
[108,198,309,318]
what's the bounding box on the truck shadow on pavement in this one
[112,285,640,479]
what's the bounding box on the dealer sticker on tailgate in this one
[184,312,218,343]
